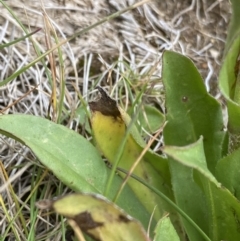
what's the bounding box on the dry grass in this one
[0,0,230,240]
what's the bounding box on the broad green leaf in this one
[162,137,220,188]
[162,50,226,241]
[154,216,180,241]
[37,193,150,241]
[0,114,152,231]
[163,50,225,172]
[223,0,240,57]
[216,147,240,200]
[219,37,240,135]
[163,138,240,241]
[219,0,240,150]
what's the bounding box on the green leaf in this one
[219,37,240,133]
[0,114,152,232]
[162,137,219,187]
[163,50,226,172]
[216,147,240,200]
[162,50,226,241]
[223,0,240,57]
[163,138,240,241]
[219,0,240,151]
[154,216,180,241]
